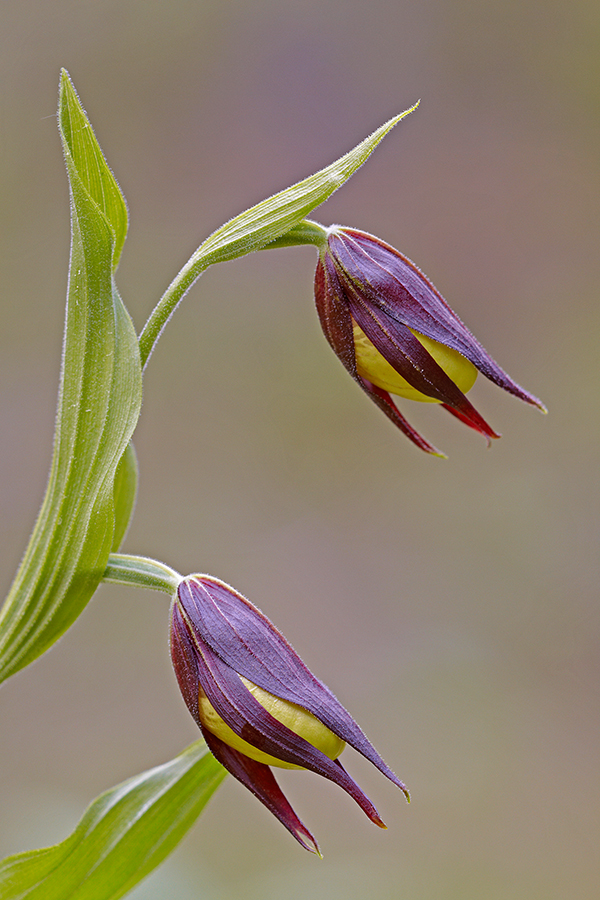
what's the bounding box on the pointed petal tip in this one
[368,781,409,830]
[296,828,322,856]
[511,385,546,414]
[441,401,502,444]
[411,437,447,459]
[369,809,387,829]
[385,770,411,802]
[514,391,547,415]
[418,439,447,459]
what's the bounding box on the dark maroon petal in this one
[330,758,387,827]
[358,378,445,455]
[202,729,320,854]
[315,254,444,454]
[346,283,499,442]
[330,228,545,411]
[317,234,502,449]
[172,595,375,845]
[177,578,409,797]
[169,599,202,727]
[190,632,396,821]
[192,635,331,771]
[314,255,357,376]
[315,246,493,450]
[441,402,500,439]
[331,229,476,353]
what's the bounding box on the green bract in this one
[138,101,420,366]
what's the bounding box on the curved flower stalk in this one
[307,224,546,455]
[170,575,409,854]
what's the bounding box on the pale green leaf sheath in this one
[0,72,142,683]
[0,741,226,900]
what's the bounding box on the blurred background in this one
[1,1,598,897]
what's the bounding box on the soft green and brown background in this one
[1,2,598,898]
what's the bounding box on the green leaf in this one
[139,101,420,367]
[111,443,138,553]
[0,71,143,683]
[0,741,226,900]
[57,72,128,270]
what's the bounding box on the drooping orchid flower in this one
[312,225,546,455]
[170,574,408,854]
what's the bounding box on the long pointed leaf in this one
[0,741,226,900]
[0,72,142,683]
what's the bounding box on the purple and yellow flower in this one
[170,574,408,854]
[314,225,546,455]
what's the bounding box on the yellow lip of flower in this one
[198,678,346,769]
[353,320,478,403]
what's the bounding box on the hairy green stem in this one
[138,257,208,369]
[103,554,182,594]
[137,219,325,369]
[262,219,328,249]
